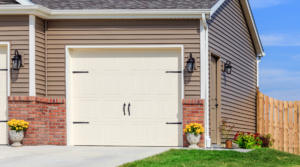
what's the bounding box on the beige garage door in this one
[71,48,182,146]
[0,46,7,145]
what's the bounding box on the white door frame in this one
[65,45,185,146]
[0,42,10,145]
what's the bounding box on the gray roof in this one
[30,0,219,10]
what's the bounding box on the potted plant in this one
[219,119,234,148]
[183,123,204,149]
[7,119,29,147]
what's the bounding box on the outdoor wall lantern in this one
[187,53,195,73]
[222,61,233,74]
[12,50,23,70]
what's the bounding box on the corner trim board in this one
[29,15,35,96]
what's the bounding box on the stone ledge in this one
[182,99,204,105]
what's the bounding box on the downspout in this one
[200,13,211,148]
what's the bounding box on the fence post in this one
[294,101,298,155]
[284,101,289,153]
[289,101,294,154]
[265,95,269,135]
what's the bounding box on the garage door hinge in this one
[0,120,8,122]
[0,69,7,71]
[166,71,182,73]
[166,122,182,124]
[73,122,89,124]
[73,71,89,73]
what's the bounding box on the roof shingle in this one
[30,0,219,10]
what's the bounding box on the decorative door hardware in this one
[166,71,182,73]
[73,71,89,73]
[128,103,131,116]
[123,103,126,115]
[166,122,182,124]
[0,69,7,71]
[73,122,89,124]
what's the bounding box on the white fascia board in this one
[210,0,225,16]
[243,0,265,57]
[0,5,211,19]
[16,0,34,5]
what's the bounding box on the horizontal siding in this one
[0,15,29,96]
[35,17,46,97]
[208,0,257,141]
[46,19,201,98]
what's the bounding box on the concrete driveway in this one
[0,146,175,167]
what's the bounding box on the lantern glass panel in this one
[12,57,20,70]
[187,62,194,73]
[226,66,232,74]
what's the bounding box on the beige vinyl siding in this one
[46,19,201,98]
[208,0,257,140]
[35,17,46,97]
[0,15,29,96]
[0,0,19,4]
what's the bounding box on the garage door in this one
[0,46,7,145]
[71,48,182,146]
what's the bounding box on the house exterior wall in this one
[35,17,46,97]
[208,0,257,141]
[0,15,29,96]
[45,19,201,99]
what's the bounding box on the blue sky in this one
[249,0,300,101]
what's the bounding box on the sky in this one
[249,0,300,101]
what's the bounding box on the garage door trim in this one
[65,45,185,146]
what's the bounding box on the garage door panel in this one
[73,75,101,97]
[155,76,178,96]
[0,123,7,144]
[103,100,124,120]
[155,57,179,71]
[132,124,152,144]
[73,123,101,145]
[155,100,178,120]
[73,99,100,121]
[0,47,6,69]
[156,124,182,146]
[0,73,6,96]
[131,100,151,119]
[103,124,124,144]
[103,76,123,95]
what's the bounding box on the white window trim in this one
[65,45,185,146]
[29,15,35,96]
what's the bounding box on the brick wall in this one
[182,99,205,148]
[8,96,66,146]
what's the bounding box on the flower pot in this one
[225,140,232,148]
[187,133,201,149]
[9,130,24,147]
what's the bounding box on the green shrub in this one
[234,131,263,149]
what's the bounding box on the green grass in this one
[120,148,300,167]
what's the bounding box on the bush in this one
[234,131,263,149]
[259,134,274,148]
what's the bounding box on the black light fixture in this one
[222,61,232,74]
[187,53,195,73]
[12,50,22,70]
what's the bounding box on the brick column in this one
[8,96,66,146]
[182,99,205,148]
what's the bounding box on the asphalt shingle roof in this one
[30,0,219,10]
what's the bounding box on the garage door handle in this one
[123,103,126,115]
[128,103,131,116]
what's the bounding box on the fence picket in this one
[269,98,274,142]
[279,101,284,151]
[284,101,289,153]
[259,92,264,135]
[265,95,269,135]
[294,101,298,155]
[274,99,279,150]
[289,101,294,154]
[298,101,300,155]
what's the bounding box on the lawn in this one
[120,148,300,167]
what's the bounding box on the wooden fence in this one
[257,90,300,154]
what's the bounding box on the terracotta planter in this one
[187,133,201,149]
[9,130,24,147]
[225,140,232,148]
